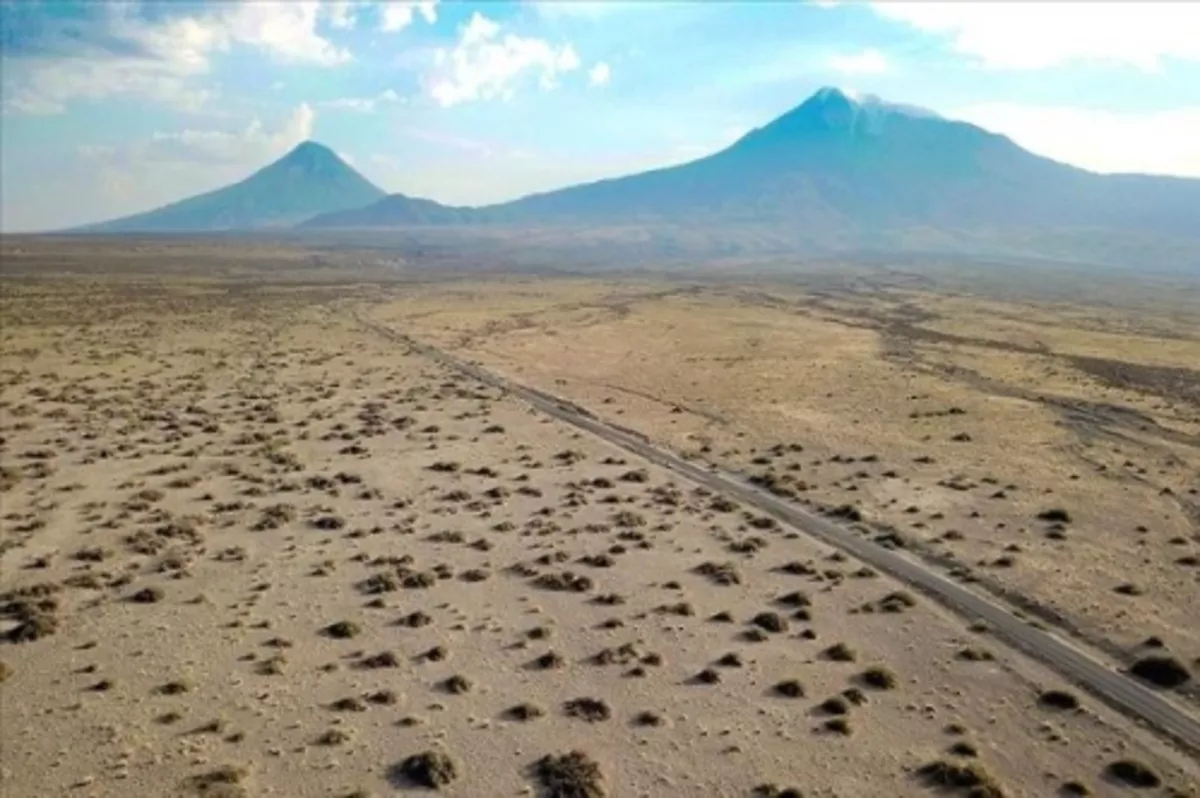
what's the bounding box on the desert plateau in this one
[1,238,1197,797]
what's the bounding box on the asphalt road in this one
[358,315,1200,756]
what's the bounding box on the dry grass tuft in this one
[534,750,606,798]
[395,749,459,789]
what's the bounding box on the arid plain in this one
[1,238,1197,797]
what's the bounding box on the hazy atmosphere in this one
[2,0,1199,232]
[2,4,1199,798]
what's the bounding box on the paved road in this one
[358,315,1200,756]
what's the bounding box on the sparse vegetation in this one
[323,620,362,639]
[859,666,898,690]
[633,710,664,727]
[823,642,857,662]
[316,728,351,746]
[4,255,1193,798]
[956,647,994,662]
[827,504,863,522]
[157,679,194,695]
[1037,689,1079,711]
[359,650,400,669]
[753,785,803,798]
[915,759,1005,797]
[751,611,788,633]
[823,717,852,735]
[505,702,546,721]
[773,679,805,698]
[533,571,593,593]
[534,750,606,798]
[396,749,459,789]
[185,765,249,796]
[693,560,741,585]
[564,697,611,722]
[441,674,473,694]
[1104,759,1160,788]
[4,611,58,643]
[1129,655,1191,688]
[130,586,164,604]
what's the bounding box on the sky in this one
[1,0,1198,232]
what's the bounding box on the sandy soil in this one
[369,277,1200,686]
[0,254,1196,797]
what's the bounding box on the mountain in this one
[301,193,477,228]
[77,141,386,233]
[300,88,1200,269]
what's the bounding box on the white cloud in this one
[21,103,325,229]
[530,1,680,21]
[221,2,351,65]
[76,144,117,160]
[370,153,402,169]
[322,1,441,33]
[321,89,403,113]
[400,128,497,156]
[531,2,626,20]
[380,1,439,32]
[827,48,890,75]
[427,12,582,107]
[953,103,1200,177]
[871,2,1200,71]
[139,103,317,165]
[2,2,351,116]
[588,61,611,86]
[3,6,224,115]
[327,1,357,29]
[462,13,501,47]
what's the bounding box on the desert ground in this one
[369,269,1200,676]
[1,238,1197,797]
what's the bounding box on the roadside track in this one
[356,314,1200,757]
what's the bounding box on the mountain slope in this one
[300,192,478,228]
[300,88,1200,268]
[78,142,386,233]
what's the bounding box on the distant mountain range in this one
[76,88,1200,269]
[77,141,385,233]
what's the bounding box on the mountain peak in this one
[277,140,344,169]
[808,85,855,106]
[795,86,858,125]
[287,139,334,156]
[792,87,939,125]
[731,87,942,146]
[75,138,383,232]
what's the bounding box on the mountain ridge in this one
[73,88,1200,269]
[297,87,1200,268]
[75,140,386,233]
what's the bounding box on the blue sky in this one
[2,0,1198,231]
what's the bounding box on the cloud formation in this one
[427,12,582,106]
[953,102,1200,177]
[2,2,357,115]
[873,2,1200,71]
[321,89,404,113]
[827,49,890,75]
[531,2,627,20]
[380,1,439,33]
[588,62,612,86]
[1,102,324,230]
[104,103,317,168]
